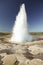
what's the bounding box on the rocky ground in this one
[0,35,43,65]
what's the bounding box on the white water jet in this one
[10,4,32,43]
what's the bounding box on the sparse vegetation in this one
[0,32,43,36]
[0,32,11,36]
[29,32,43,35]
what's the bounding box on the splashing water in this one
[10,4,32,43]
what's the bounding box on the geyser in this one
[10,4,32,43]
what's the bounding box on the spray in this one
[10,4,32,43]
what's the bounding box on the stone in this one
[2,54,17,65]
[29,59,43,65]
[28,45,43,55]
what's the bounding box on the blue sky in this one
[0,0,43,32]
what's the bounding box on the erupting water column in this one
[10,4,32,43]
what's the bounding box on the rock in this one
[15,54,26,63]
[0,40,1,43]
[0,53,7,59]
[23,51,34,60]
[0,55,3,65]
[18,62,27,65]
[15,53,30,65]
[3,38,10,43]
[0,44,8,50]
[12,45,26,54]
[2,54,17,65]
[14,60,19,65]
[18,60,30,65]
[35,53,43,60]
[0,39,43,65]
[29,59,43,65]
[0,49,14,54]
[28,45,43,55]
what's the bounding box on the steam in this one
[10,4,32,43]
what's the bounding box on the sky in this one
[0,0,43,32]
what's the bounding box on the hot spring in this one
[10,4,32,43]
